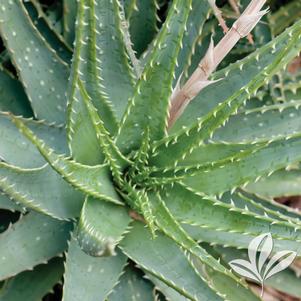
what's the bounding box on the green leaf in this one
[108,266,154,301]
[148,192,241,284]
[63,235,127,301]
[174,0,211,81]
[67,0,104,165]
[0,258,64,301]
[89,0,135,121]
[120,221,222,301]
[63,0,77,46]
[0,212,72,281]
[244,169,301,198]
[0,0,69,124]
[127,0,158,57]
[67,0,120,165]
[150,141,251,170]
[213,101,301,143]
[269,0,301,36]
[147,274,191,301]
[151,20,301,167]
[0,192,23,212]
[76,80,130,179]
[173,18,301,132]
[0,113,67,168]
[77,196,131,256]
[9,114,122,205]
[239,190,301,222]
[0,69,32,117]
[218,191,301,226]
[160,183,301,255]
[0,163,83,220]
[117,0,192,153]
[24,0,72,63]
[191,245,261,301]
[182,135,301,196]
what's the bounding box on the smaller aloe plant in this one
[0,0,301,300]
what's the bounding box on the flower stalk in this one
[168,0,268,128]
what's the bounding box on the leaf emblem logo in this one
[229,233,296,297]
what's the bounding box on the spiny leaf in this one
[147,274,192,301]
[244,169,301,198]
[63,235,127,301]
[186,225,301,257]
[77,196,131,256]
[120,221,223,301]
[117,0,192,153]
[0,258,64,301]
[120,183,157,236]
[269,0,301,36]
[108,266,154,301]
[89,0,136,121]
[126,0,159,57]
[172,18,301,132]
[0,163,83,220]
[0,113,67,169]
[174,0,211,82]
[0,0,69,124]
[212,101,301,143]
[188,250,261,301]
[77,80,131,181]
[9,114,122,205]
[148,192,242,284]
[151,19,301,167]
[0,192,23,212]
[67,0,109,165]
[0,212,72,281]
[161,183,301,255]
[149,141,254,170]
[182,134,301,196]
[67,0,117,165]
[24,0,72,63]
[239,190,301,222]
[219,191,301,227]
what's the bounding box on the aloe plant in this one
[0,0,301,300]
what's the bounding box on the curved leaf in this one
[0,0,69,124]
[77,196,131,256]
[63,235,127,301]
[117,0,192,153]
[0,212,72,281]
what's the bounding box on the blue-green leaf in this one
[63,235,127,301]
[0,0,69,124]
